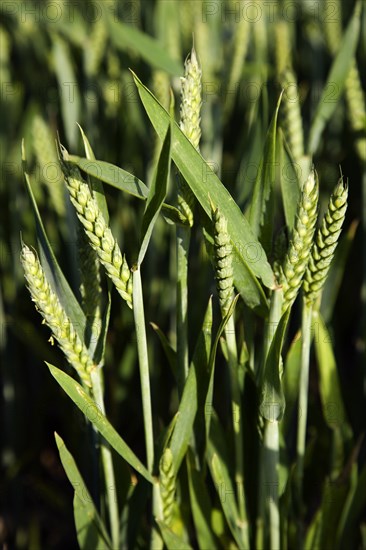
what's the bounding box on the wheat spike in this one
[280,169,319,311]
[178,46,202,226]
[275,19,292,75]
[21,244,93,387]
[61,159,133,309]
[303,178,348,305]
[159,448,175,525]
[212,205,234,317]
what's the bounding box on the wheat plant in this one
[5,1,365,549]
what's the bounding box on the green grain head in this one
[21,244,93,387]
[159,448,175,525]
[303,177,348,306]
[178,46,202,227]
[280,169,319,311]
[212,204,234,317]
[61,157,133,309]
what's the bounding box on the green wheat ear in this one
[303,177,348,306]
[275,19,292,76]
[280,169,319,312]
[21,244,93,388]
[178,46,202,227]
[211,203,235,317]
[159,448,175,525]
[60,155,133,309]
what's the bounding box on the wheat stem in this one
[295,301,312,548]
[259,288,284,550]
[132,266,154,472]
[90,368,119,548]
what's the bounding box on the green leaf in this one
[170,298,213,473]
[313,312,350,434]
[150,322,177,379]
[68,155,149,199]
[68,155,187,226]
[338,461,366,548]
[305,509,322,550]
[187,452,218,549]
[308,2,362,154]
[54,433,112,549]
[208,413,247,549]
[132,72,275,308]
[259,306,290,422]
[48,364,154,484]
[278,130,301,231]
[318,476,351,549]
[282,331,302,437]
[192,299,213,463]
[51,34,80,149]
[138,124,171,264]
[170,297,238,474]
[104,8,181,76]
[204,296,240,445]
[249,91,282,249]
[22,148,87,342]
[157,521,193,550]
[77,124,109,224]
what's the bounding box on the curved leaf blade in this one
[68,156,186,226]
[138,124,171,264]
[48,364,154,484]
[249,91,282,248]
[157,521,193,550]
[132,73,275,300]
[54,433,112,549]
[104,8,182,75]
[259,307,290,422]
[68,155,149,199]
